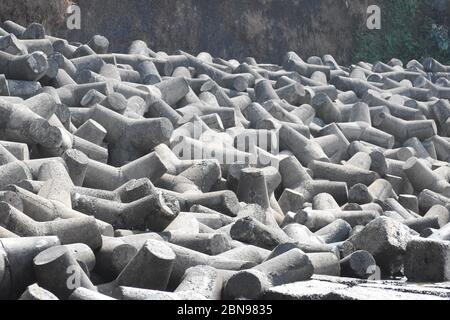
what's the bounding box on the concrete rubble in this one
[0,20,449,300]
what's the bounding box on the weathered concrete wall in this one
[60,0,368,64]
[2,0,448,64]
[1,0,369,64]
[0,0,69,35]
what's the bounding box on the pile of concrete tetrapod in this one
[0,20,449,301]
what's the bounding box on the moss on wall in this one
[353,0,450,63]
